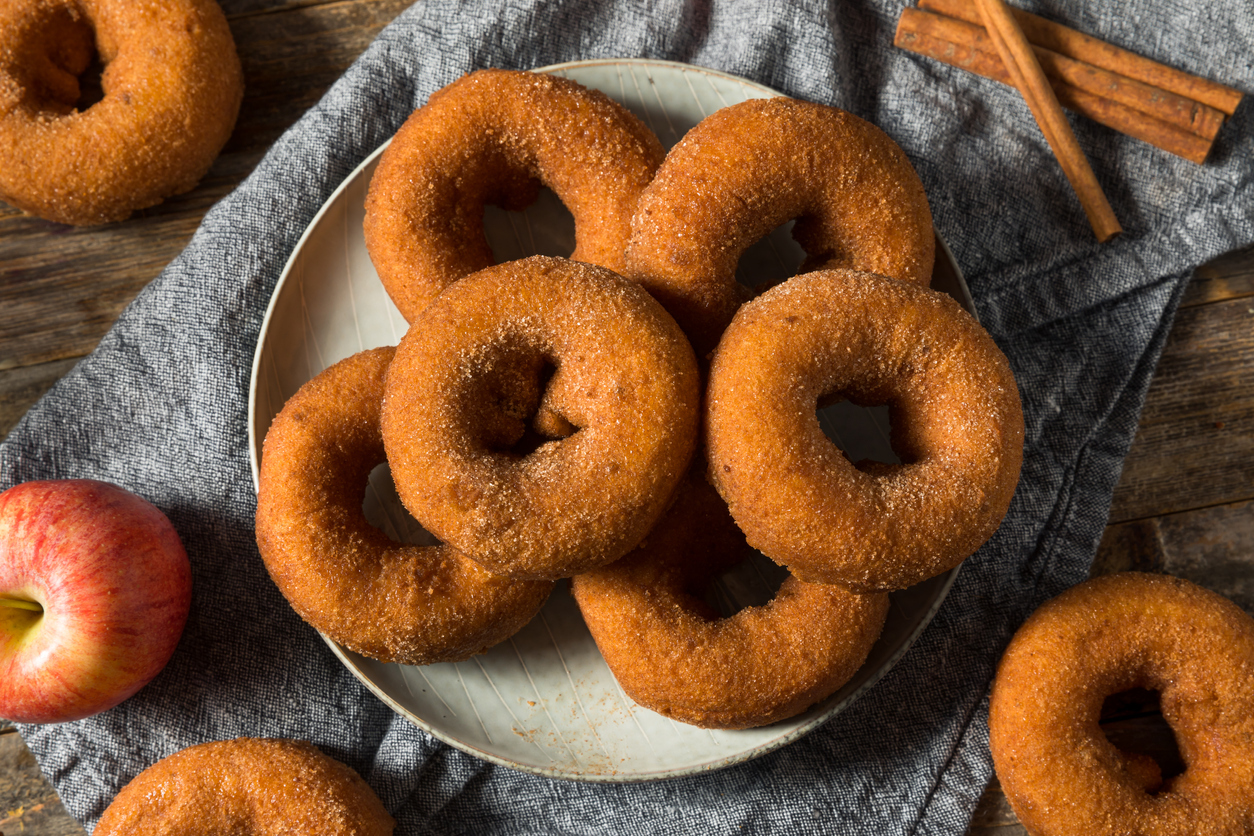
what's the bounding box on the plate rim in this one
[325,567,959,783]
[247,57,967,783]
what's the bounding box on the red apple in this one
[0,479,192,723]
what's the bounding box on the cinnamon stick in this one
[899,10,1222,141]
[920,0,1244,116]
[894,9,1216,163]
[973,0,1121,242]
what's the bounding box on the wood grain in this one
[1110,294,1254,522]
[0,359,77,438]
[0,730,83,836]
[1182,243,1254,306]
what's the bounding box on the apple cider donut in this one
[94,738,395,835]
[989,573,1254,836]
[706,269,1023,592]
[255,347,553,665]
[626,96,934,354]
[381,256,700,580]
[572,470,889,729]
[363,68,665,322]
[0,0,243,225]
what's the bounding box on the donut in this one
[380,255,700,580]
[94,738,395,835]
[255,346,553,665]
[705,269,1023,592]
[0,0,243,225]
[571,470,889,729]
[989,573,1254,836]
[626,96,935,354]
[363,68,665,322]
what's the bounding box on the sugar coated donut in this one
[256,347,553,665]
[705,269,1023,592]
[94,738,395,835]
[989,573,1254,836]
[572,471,889,729]
[626,96,934,353]
[0,0,243,225]
[363,68,665,322]
[381,256,700,580]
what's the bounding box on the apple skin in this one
[0,479,192,724]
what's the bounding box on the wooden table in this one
[2,2,1251,833]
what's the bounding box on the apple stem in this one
[0,598,43,613]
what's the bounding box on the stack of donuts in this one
[254,68,1026,730]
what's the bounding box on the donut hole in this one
[1100,687,1186,793]
[650,477,791,619]
[514,358,579,456]
[73,54,106,111]
[734,219,806,292]
[817,400,901,468]
[698,551,791,618]
[458,346,578,458]
[9,6,98,115]
[362,462,440,547]
[483,187,576,262]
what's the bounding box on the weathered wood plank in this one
[1097,499,1254,614]
[1110,294,1254,522]
[969,774,1025,833]
[0,730,85,836]
[220,0,325,16]
[227,0,413,151]
[0,358,79,439]
[0,150,262,371]
[1182,243,1254,307]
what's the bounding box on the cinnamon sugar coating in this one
[572,470,888,729]
[381,256,700,580]
[94,738,395,835]
[989,573,1254,836]
[705,269,1023,592]
[0,0,243,225]
[256,347,552,665]
[626,97,935,354]
[364,68,665,322]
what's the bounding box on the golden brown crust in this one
[705,269,1023,592]
[363,68,665,322]
[94,738,395,835]
[380,256,700,580]
[988,573,1254,836]
[0,0,243,225]
[626,97,935,354]
[572,471,889,729]
[256,347,553,665]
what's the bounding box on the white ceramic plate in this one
[248,59,970,782]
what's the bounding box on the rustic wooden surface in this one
[1,2,1252,833]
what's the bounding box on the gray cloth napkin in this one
[4,0,1252,833]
